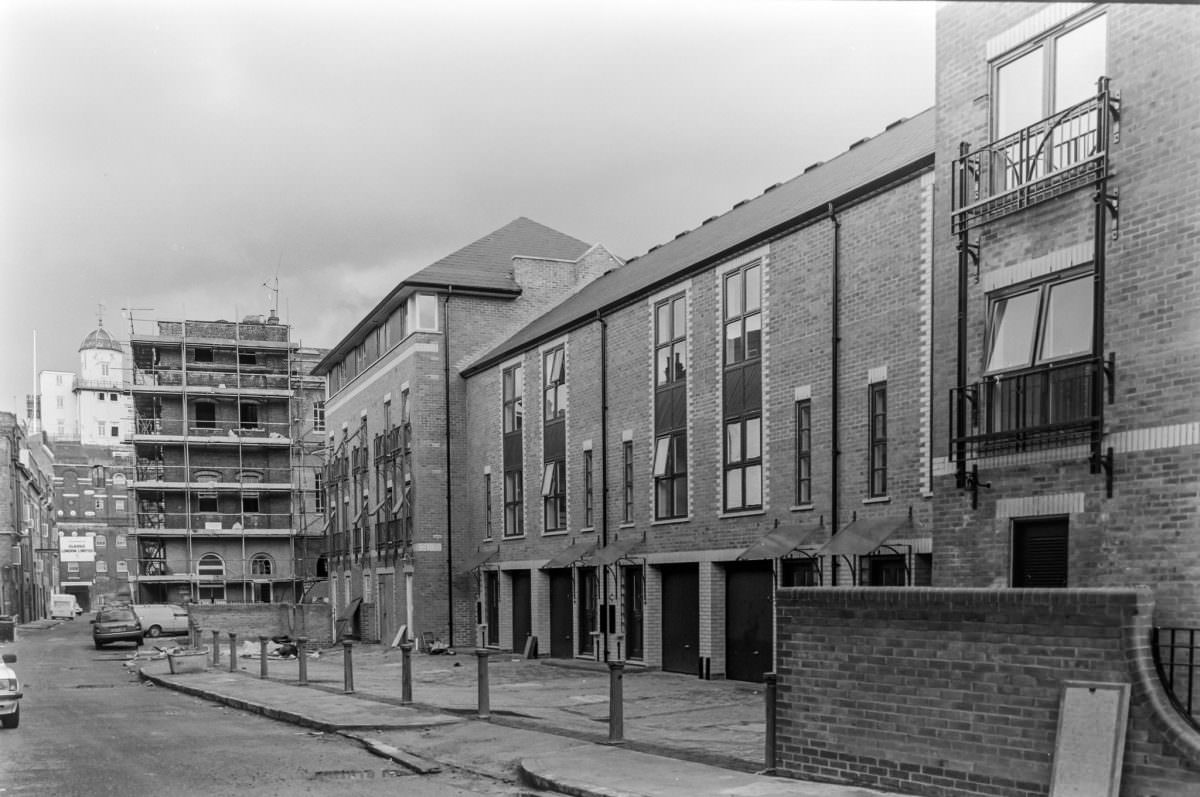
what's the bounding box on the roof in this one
[314,218,591,376]
[541,539,598,570]
[79,325,123,353]
[738,523,825,561]
[817,516,924,558]
[464,108,935,375]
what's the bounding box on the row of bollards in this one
[189,636,780,772]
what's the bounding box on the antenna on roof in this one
[121,305,154,336]
[263,273,280,324]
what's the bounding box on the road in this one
[0,618,531,796]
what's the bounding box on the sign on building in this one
[59,533,96,563]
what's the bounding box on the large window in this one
[542,346,566,420]
[504,470,523,537]
[622,441,634,523]
[986,272,1093,373]
[583,450,594,528]
[503,365,523,434]
[502,363,524,537]
[542,460,566,532]
[868,382,887,498]
[654,294,688,520]
[484,473,493,539]
[313,401,326,432]
[723,262,763,512]
[795,400,812,505]
[541,347,566,532]
[993,13,1107,187]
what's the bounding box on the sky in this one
[0,0,935,415]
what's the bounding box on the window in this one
[197,492,218,513]
[110,425,119,437]
[986,272,1093,373]
[239,350,256,366]
[96,560,108,573]
[100,363,110,377]
[869,382,887,497]
[795,400,812,505]
[242,492,260,513]
[542,347,566,420]
[239,402,259,430]
[56,396,64,409]
[314,472,325,512]
[115,535,126,548]
[94,498,105,511]
[503,470,523,537]
[91,465,106,486]
[115,560,128,574]
[993,13,1107,187]
[198,553,225,577]
[114,497,125,512]
[98,392,106,401]
[622,440,634,523]
[780,558,818,587]
[542,460,566,531]
[313,401,326,432]
[67,562,79,575]
[94,534,107,549]
[1012,517,1068,587]
[484,473,493,538]
[412,293,438,331]
[110,393,118,401]
[503,365,523,434]
[654,294,688,521]
[194,347,213,363]
[869,555,907,586]
[583,450,594,528]
[195,402,216,430]
[97,421,106,438]
[723,261,763,512]
[250,554,273,576]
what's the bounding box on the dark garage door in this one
[725,561,772,683]
[548,569,573,658]
[661,564,699,675]
[511,570,531,653]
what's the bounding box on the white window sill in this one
[719,508,766,519]
[790,504,815,512]
[542,530,569,537]
[862,496,891,505]
[651,516,691,526]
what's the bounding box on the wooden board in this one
[1050,681,1130,797]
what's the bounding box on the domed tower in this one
[77,320,131,446]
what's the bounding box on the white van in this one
[131,604,191,638]
[49,594,82,620]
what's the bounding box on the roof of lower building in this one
[313,217,591,376]
[79,325,124,353]
[463,107,935,376]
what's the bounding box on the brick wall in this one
[775,587,1200,796]
[188,602,332,646]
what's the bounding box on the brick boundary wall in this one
[188,603,333,647]
[775,587,1200,796]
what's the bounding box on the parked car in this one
[132,604,190,638]
[0,652,21,729]
[91,607,143,649]
[50,594,83,620]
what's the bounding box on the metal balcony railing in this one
[950,356,1106,459]
[951,80,1118,233]
[1154,627,1200,732]
[133,417,291,439]
[132,464,294,484]
[134,511,294,531]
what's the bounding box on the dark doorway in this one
[1012,517,1069,587]
[485,570,499,646]
[780,558,818,587]
[578,568,598,657]
[660,564,699,675]
[548,569,573,658]
[725,561,773,683]
[511,570,531,653]
[868,555,907,586]
[622,565,644,661]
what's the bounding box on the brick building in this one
[127,315,325,605]
[931,3,1200,625]
[0,412,55,621]
[311,218,620,646]
[458,114,935,679]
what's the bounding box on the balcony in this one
[131,463,293,489]
[132,367,291,394]
[951,83,1118,234]
[135,511,295,534]
[133,416,291,443]
[950,356,1110,460]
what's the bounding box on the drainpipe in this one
[597,310,610,662]
[443,288,455,644]
[828,203,841,586]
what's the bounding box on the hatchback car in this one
[92,607,143,649]
[0,652,21,729]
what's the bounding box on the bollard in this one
[342,640,354,693]
[475,649,491,719]
[400,641,414,704]
[764,672,778,771]
[211,630,220,665]
[297,637,308,685]
[259,636,269,679]
[607,661,625,744]
[229,632,238,673]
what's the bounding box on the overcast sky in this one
[0,0,935,415]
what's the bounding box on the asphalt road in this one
[0,618,529,797]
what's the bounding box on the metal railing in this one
[951,80,1117,233]
[133,464,294,484]
[135,511,294,530]
[134,417,291,438]
[1153,627,1200,732]
[950,357,1103,459]
[132,368,291,391]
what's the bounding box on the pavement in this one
[99,632,910,797]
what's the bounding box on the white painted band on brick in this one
[412,542,442,552]
[794,385,812,402]
[996,492,1085,519]
[986,3,1092,60]
[868,365,888,385]
[622,429,633,442]
[983,241,1093,293]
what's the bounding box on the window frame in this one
[583,450,594,528]
[653,292,688,521]
[313,401,326,432]
[484,473,493,539]
[503,469,524,537]
[541,459,566,532]
[503,364,524,434]
[795,400,812,505]
[722,260,764,513]
[868,382,888,498]
[622,441,634,523]
[984,267,1095,375]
